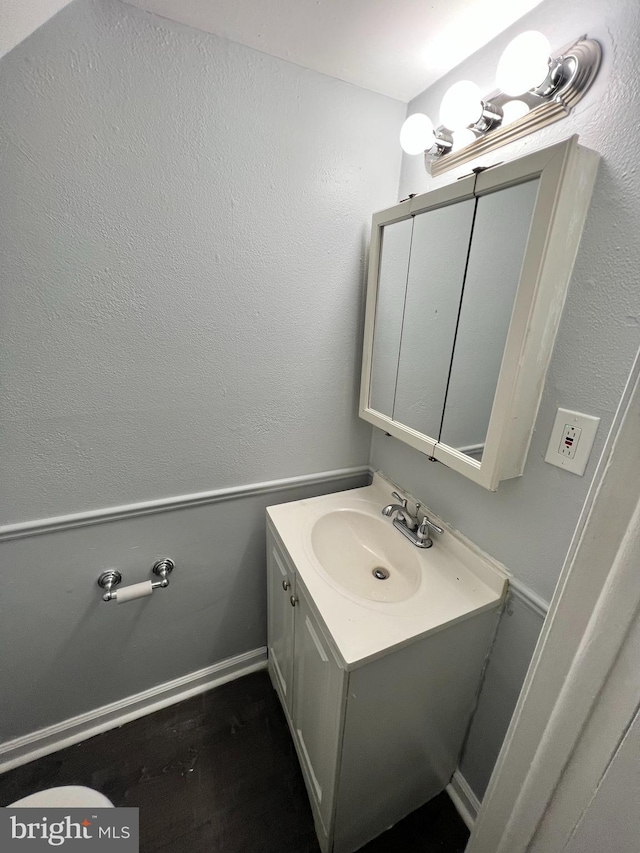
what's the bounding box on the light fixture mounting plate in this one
[428,37,601,177]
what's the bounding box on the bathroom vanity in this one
[266,474,508,852]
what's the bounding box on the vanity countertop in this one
[267,473,509,669]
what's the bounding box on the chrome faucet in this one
[382,491,419,531]
[382,490,443,549]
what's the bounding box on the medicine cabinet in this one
[359,136,599,490]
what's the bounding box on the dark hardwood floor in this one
[0,671,469,852]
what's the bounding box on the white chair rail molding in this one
[400,31,602,175]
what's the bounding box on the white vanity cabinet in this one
[266,536,296,716]
[266,518,501,853]
[268,526,346,838]
[291,584,346,835]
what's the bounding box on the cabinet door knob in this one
[282,579,290,591]
[290,595,298,607]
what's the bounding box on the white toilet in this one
[9,786,113,808]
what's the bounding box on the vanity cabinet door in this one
[292,585,346,835]
[267,532,295,719]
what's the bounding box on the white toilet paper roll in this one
[115,580,153,604]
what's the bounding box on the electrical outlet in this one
[559,423,581,458]
[545,409,600,475]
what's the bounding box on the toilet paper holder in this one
[98,558,174,602]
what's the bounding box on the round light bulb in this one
[501,99,530,125]
[496,31,551,96]
[399,113,435,155]
[439,81,483,131]
[452,128,477,151]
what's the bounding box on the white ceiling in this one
[123,0,544,101]
[0,0,74,59]
[0,0,543,102]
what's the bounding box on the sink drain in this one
[372,567,390,580]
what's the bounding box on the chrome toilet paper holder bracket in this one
[98,558,175,602]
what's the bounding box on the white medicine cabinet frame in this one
[359,136,599,491]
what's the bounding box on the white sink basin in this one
[267,473,508,667]
[310,509,421,602]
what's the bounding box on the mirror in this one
[439,179,539,460]
[369,219,412,418]
[393,199,475,439]
[367,181,539,460]
[360,137,599,489]
[370,201,476,437]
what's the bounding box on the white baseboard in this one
[446,769,482,831]
[0,647,267,774]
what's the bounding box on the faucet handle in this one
[391,491,407,508]
[419,515,444,536]
[416,517,431,544]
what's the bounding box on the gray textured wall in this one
[371,0,640,804]
[0,0,404,741]
[0,472,369,742]
[0,0,403,524]
[459,591,545,800]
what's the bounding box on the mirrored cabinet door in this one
[393,199,475,439]
[369,218,413,418]
[439,179,540,460]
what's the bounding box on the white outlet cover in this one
[545,408,600,476]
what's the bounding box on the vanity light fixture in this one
[400,32,601,176]
[500,99,530,126]
[496,31,552,96]
[399,112,436,155]
[451,128,477,151]
[439,80,502,134]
